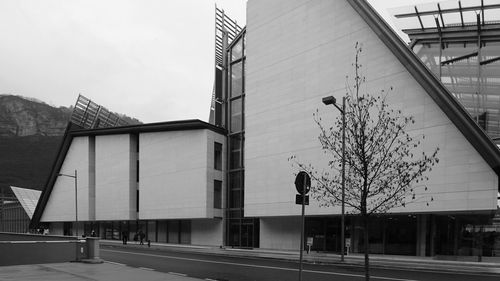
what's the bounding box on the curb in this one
[100,241,500,275]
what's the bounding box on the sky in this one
[0,0,437,123]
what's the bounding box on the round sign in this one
[295,171,311,195]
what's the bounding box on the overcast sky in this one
[0,0,436,123]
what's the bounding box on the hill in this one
[0,94,140,193]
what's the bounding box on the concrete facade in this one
[139,130,225,220]
[38,124,226,247]
[41,137,91,222]
[96,134,136,221]
[244,0,498,218]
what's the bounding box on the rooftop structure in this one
[70,94,129,129]
[393,0,500,141]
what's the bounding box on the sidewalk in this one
[101,240,500,275]
[0,261,202,281]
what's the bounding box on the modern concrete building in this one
[31,0,500,257]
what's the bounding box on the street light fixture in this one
[58,170,78,237]
[322,95,346,262]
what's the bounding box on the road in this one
[100,245,499,281]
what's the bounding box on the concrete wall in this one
[260,217,301,250]
[95,134,136,220]
[41,137,91,222]
[0,233,95,266]
[191,219,223,246]
[139,130,224,220]
[244,0,498,217]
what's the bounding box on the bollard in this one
[86,237,101,262]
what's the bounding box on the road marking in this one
[102,249,417,281]
[205,279,219,281]
[168,272,187,276]
[105,261,126,266]
[139,267,154,271]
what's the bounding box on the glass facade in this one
[412,36,500,140]
[226,32,259,248]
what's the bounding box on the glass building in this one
[394,0,500,142]
[210,7,259,248]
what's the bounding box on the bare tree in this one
[290,43,439,280]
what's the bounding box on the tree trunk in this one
[364,215,370,281]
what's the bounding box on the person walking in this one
[122,231,128,245]
[139,230,145,245]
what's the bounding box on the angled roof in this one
[10,186,41,219]
[30,119,226,228]
[348,0,500,178]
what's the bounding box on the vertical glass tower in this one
[211,8,259,248]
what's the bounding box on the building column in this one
[416,214,427,256]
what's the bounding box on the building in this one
[0,186,40,233]
[31,0,500,257]
[392,0,500,142]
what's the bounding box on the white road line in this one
[105,261,126,266]
[139,267,155,271]
[102,249,417,281]
[168,272,187,276]
[205,278,219,281]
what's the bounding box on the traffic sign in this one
[294,171,311,195]
[295,194,309,205]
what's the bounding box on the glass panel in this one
[214,180,222,209]
[168,221,180,243]
[480,55,500,139]
[230,189,241,208]
[231,98,242,132]
[229,221,241,246]
[231,38,243,62]
[230,62,243,98]
[413,43,440,77]
[230,134,242,169]
[229,171,241,191]
[214,142,223,170]
[157,221,167,243]
[442,42,477,63]
[180,220,191,244]
[147,221,156,242]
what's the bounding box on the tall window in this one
[214,142,222,170]
[214,180,222,209]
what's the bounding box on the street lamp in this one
[58,170,78,237]
[322,95,346,262]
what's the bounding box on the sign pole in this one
[299,174,306,281]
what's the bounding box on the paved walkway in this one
[0,262,202,281]
[101,240,500,274]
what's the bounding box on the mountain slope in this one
[0,94,141,192]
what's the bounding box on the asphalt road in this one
[100,246,499,281]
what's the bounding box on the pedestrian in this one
[122,231,128,245]
[91,230,96,237]
[139,230,145,245]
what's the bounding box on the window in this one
[214,142,222,170]
[214,180,222,209]
[230,98,242,132]
[230,62,243,98]
[230,135,243,169]
[231,38,243,62]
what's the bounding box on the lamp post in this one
[322,95,346,262]
[58,170,78,237]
